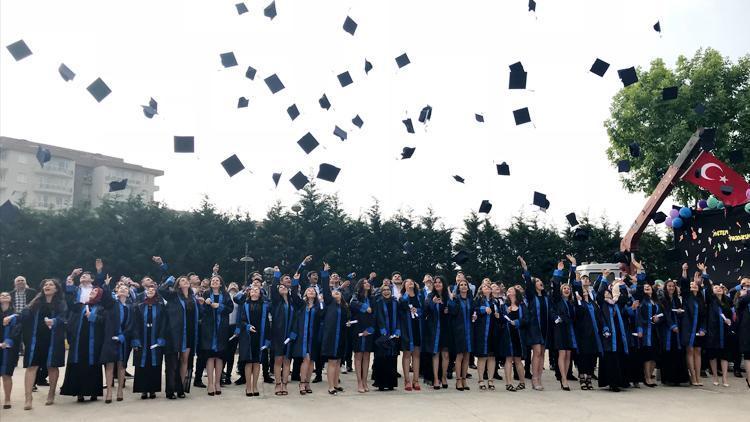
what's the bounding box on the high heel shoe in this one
[560,380,570,391]
[299,383,307,396]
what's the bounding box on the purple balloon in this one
[698,199,708,209]
[746,188,750,199]
[672,217,684,229]
[669,209,680,218]
[665,216,673,227]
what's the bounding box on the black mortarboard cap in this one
[613,251,630,265]
[496,162,510,175]
[245,65,257,80]
[452,250,469,265]
[566,212,579,227]
[287,104,300,121]
[352,115,364,128]
[573,227,589,241]
[365,59,373,74]
[289,171,309,190]
[264,74,285,94]
[6,40,32,61]
[333,126,347,141]
[528,0,536,12]
[513,107,531,125]
[272,172,281,187]
[509,61,525,72]
[653,21,661,33]
[221,155,245,177]
[453,175,465,184]
[238,97,249,108]
[220,52,238,68]
[618,160,630,173]
[58,63,75,81]
[36,146,51,167]
[317,163,341,182]
[0,200,20,224]
[720,185,734,196]
[109,179,128,192]
[402,241,414,254]
[297,132,319,154]
[174,136,195,153]
[652,211,667,224]
[418,105,432,123]
[728,149,743,164]
[319,94,331,110]
[395,53,410,68]
[401,147,416,159]
[532,191,549,210]
[475,113,484,123]
[142,97,158,118]
[478,200,492,214]
[87,78,112,102]
[509,70,527,89]
[617,67,638,87]
[662,86,678,101]
[402,118,415,133]
[236,3,248,14]
[628,142,640,158]
[694,103,706,115]
[590,58,610,77]
[343,16,357,35]
[264,1,277,19]
[700,128,716,151]
[337,71,353,87]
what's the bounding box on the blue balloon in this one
[679,207,692,219]
[672,217,684,229]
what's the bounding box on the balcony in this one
[34,166,74,177]
[35,183,73,195]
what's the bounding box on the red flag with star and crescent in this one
[682,151,750,206]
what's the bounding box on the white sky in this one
[2,0,749,233]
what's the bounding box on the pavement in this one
[1,362,747,422]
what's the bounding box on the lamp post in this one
[240,242,254,284]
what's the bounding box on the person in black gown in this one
[100,281,133,403]
[518,256,551,391]
[350,278,375,393]
[423,276,450,389]
[235,285,271,396]
[374,284,400,391]
[399,278,423,391]
[160,274,200,399]
[131,285,167,399]
[472,282,497,391]
[597,284,629,392]
[1,292,21,409]
[659,279,689,385]
[498,286,527,391]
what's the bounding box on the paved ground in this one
[1,362,747,422]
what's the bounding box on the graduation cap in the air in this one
[287,104,300,120]
[475,114,484,123]
[317,163,341,182]
[319,94,331,110]
[452,250,470,265]
[289,171,309,190]
[662,86,678,101]
[509,70,527,89]
[220,52,238,68]
[6,40,32,61]
[36,146,51,167]
[566,213,579,227]
[297,132,319,154]
[728,149,743,164]
[343,16,357,35]
[617,67,638,87]
[245,66,257,80]
[653,21,661,33]
[699,128,716,151]
[694,103,706,115]
[528,0,536,12]
[174,136,195,153]
[453,175,465,184]
[272,172,281,187]
[58,63,75,81]
[352,115,364,128]
[496,162,510,175]
[236,3,248,14]
[513,107,531,125]
[0,200,20,224]
[365,59,373,74]
[237,97,249,108]
[86,78,111,102]
[221,155,245,177]
[333,126,347,141]
[590,58,610,77]
[418,105,432,123]
[651,211,667,224]
[142,97,158,118]
[720,185,734,196]
[337,71,353,87]
[264,1,277,19]
[109,179,128,192]
[401,147,416,160]
[573,226,590,241]
[478,200,492,214]
[402,118,415,133]
[532,191,549,210]
[395,53,410,68]
[264,74,285,94]
[628,142,640,158]
[618,160,631,173]
[402,241,414,254]
[613,251,631,265]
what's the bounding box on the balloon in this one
[707,195,719,209]
[745,203,750,214]
[746,188,750,200]
[665,216,673,227]
[717,201,724,209]
[698,199,708,209]
[679,207,692,219]
[669,209,680,218]
[672,217,684,229]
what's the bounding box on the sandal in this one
[506,384,516,392]
[478,381,487,390]
[413,382,421,391]
[305,382,313,394]
[488,380,496,391]
[516,383,525,390]
[299,383,306,396]
[405,382,413,391]
[282,382,289,395]
[274,382,283,396]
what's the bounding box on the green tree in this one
[605,48,750,204]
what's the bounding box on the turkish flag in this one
[682,151,750,206]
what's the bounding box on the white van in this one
[575,263,627,282]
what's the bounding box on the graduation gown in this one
[705,298,733,351]
[60,296,106,397]
[131,302,167,392]
[598,300,629,388]
[523,270,551,346]
[448,295,474,354]
[199,290,234,355]
[497,303,527,358]
[235,297,271,364]
[737,293,750,354]
[636,299,663,350]
[22,300,68,368]
[399,293,423,352]
[375,297,401,357]
[159,280,201,354]
[290,303,320,360]
[574,299,604,355]
[349,295,375,353]
[472,297,498,357]
[99,292,133,364]
[659,294,689,384]
[0,308,21,376]
[319,281,349,360]
[421,293,450,354]
[270,272,299,358]
[679,293,706,348]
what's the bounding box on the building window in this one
[17,154,28,164]
[17,174,27,184]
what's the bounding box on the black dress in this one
[0,308,21,376]
[60,301,105,398]
[132,302,166,393]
